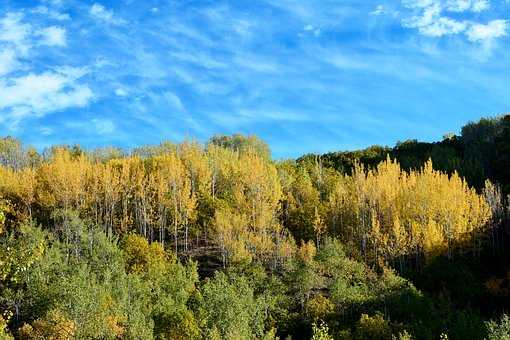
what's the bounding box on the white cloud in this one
[0,13,67,78]
[402,0,506,46]
[302,24,321,37]
[0,50,18,76]
[233,54,279,72]
[90,3,125,25]
[207,109,309,128]
[0,68,93,126]
[326,53,369,70]
[38,26,66,46]
[39,126,53,135]
[92,118,115,134]
[115,88,128,96]
[32,6,71,21]
[466,19,508,42]
[403,3,467,37]
[90,4,112,21]
[0,13,92,130]
[163,91,185,111]
[371,5,386,15]
[446,0,489,12]
[42,0,64,6]
[170,51,227,69]
[0,12,31,54]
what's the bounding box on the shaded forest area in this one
[0,115,509,339]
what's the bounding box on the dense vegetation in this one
[0,115,509,339]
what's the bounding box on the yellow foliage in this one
[106,314,125,337]
[298,240,316,263]
[306,295,335,320]
[354,313,392,340]
[328,158,491,266]
[19,309,75,340]
[123,234,167,274]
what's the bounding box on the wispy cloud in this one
[163,92,185,111]
[89,3,125,25]
[371,5,387,15]
[115,88,128,97]
[32,6,70,21]
[92,118,115,134]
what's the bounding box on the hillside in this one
[0,115,509,339]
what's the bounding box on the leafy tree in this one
[208,134,271,160]
[195,271,266,340]
[354,313,392,340]
[486,314,510,340]
[311,321,334,340]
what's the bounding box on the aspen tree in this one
[483,180,504,254]
[312,206,326,249]
[338,157,491,268]
[39,148,90,212]
[153,153,195,254]
[10,167,37,219]
[179,142,207,250]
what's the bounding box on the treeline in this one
[0,116,509,339]
[299,115,510,194]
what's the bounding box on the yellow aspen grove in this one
[0,167,36,221]
[38,148,90,212]
[326,176,357,251]
[278,163,322,242]
[333,158,492,268]
[0,136,496,278]
[125,157,150,238]
[179,142,211,250]
[180,141,212,196]
[13,168,37,219]
[152,153,195,254]
[214,206,251,266]
[422,220,447,262]
[117,158,137,234]
[212,150,290,266]
[151,161,170,246]
[99,161,122,237]
[313,206,326,249]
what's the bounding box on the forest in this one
[0,114,509,340]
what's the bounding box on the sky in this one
[0,0,509,158]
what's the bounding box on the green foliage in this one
[354,313,392,340]
[0,117,509,339]
[486,314,510,340]
[208,133,271,160]
[311,321,334,340]
[195,271,266,340]
[0,315,13,340]
[0,210,4,235]
[396,330,413,340]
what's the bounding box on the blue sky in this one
[0,0,509,158]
